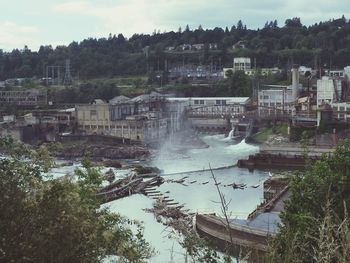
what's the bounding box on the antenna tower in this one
[63,59,73,85]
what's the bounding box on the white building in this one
[167,97,250,116]
[233,57,251,71]
[316,76,350,122]
[327,70,345,78]
[258,86,294,116]
[316,77,342,108]
[331,102,350,122]
[344,66,350,80]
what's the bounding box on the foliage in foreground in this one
[269,140,350,262]
[0,137,153,263]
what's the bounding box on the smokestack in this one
[292,64,299,101]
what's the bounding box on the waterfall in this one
[227,127,235,139]
[220,127,235,142]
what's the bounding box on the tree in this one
[0,137,153,263]
[237,20,243,30]
[273,20,278,28]
[269,140,350,262]
[285,17,302,28]
[228,70,251,96]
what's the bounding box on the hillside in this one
[1,16,350,80]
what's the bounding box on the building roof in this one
[167,97,250,104]
[109,95,130,104]
[92,99,106,104]
[297,97,309,104]
[130,91,165,103]
[58,108,76,113]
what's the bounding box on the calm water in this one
[102,134,268,262]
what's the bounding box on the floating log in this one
[167,202,180,206]
[137,173,158,178]
[202,181,209,185]
[147,194,163,197]
[173,179,185,184]
[98,174,165,203]
[145,190,160,194]
[145,187,157,191]
[189,180,197,184]
[232,183,246,189]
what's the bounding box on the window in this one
[263,95,269,99]
[200,100,204,105]
[221,100,226,105]
[216,100,221,105]
[194,100,199,105]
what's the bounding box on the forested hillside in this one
[1,16,350,80]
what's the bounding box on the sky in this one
[1,0,350,51]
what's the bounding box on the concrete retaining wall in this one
[195,214,270,252]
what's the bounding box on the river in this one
[102,134,268,262]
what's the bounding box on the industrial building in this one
[317,76,350,122]
[258,66,301,116]
[0,90,47,106]
[76,94,251,142]
[233,57,251,71]
[75,92,171,143]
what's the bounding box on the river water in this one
[101,134,268,262]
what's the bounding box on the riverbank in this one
[46,135,150,160]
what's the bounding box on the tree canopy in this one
[0,137,153,263]
[1,16,350,80]
[269,140,350,262]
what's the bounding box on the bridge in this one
[184,104,320,134]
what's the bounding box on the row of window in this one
[83,125,144,130]
[0,97,38,101]
[193,100,228,105]
[259,102,283,107]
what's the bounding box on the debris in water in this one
[232,183,246,189]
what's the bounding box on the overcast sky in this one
[1,0,349,51]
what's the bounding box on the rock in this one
[102,160,122,168]
[52,143,150,160]
[133,165,161,174]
